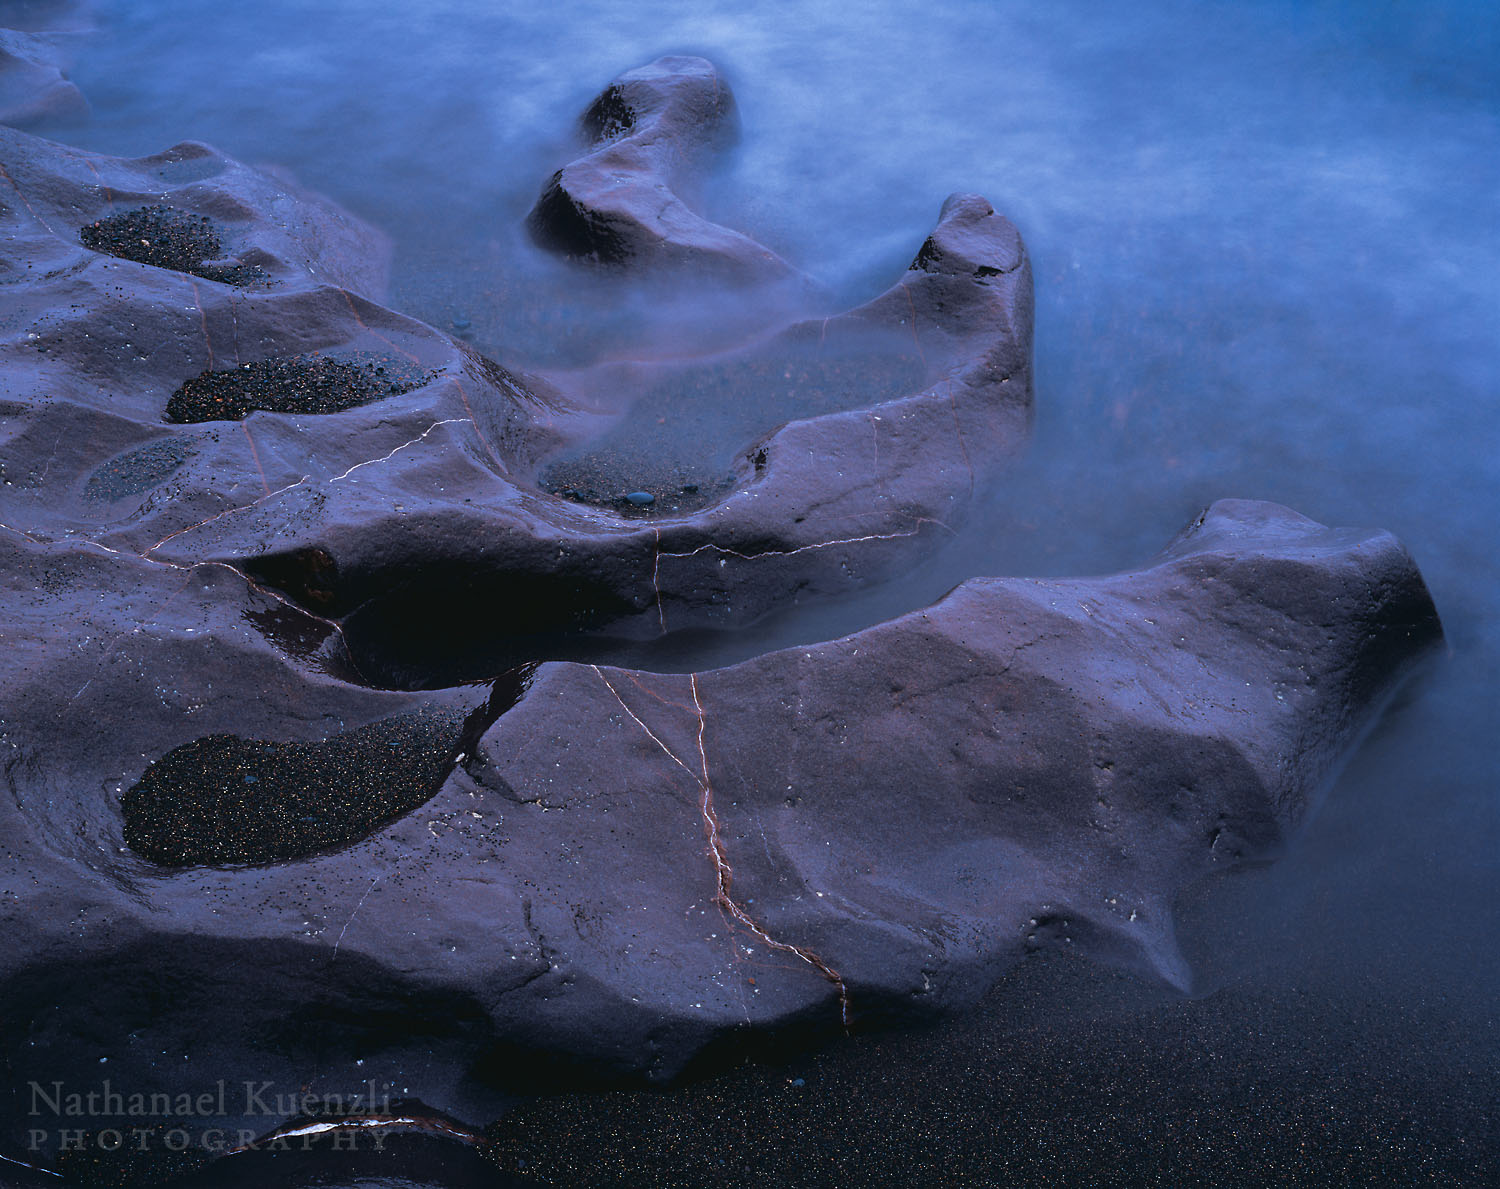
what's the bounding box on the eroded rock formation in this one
[0,49,1441,1183]
[527,56,795,285]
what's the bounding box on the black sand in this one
[165,353,431,423]
[79,204,268,287]
[121,709,463,866]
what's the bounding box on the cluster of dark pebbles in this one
[82,439,192,503]
[121,709,463,866]
[79,204,268,287]
[165,353,432,423]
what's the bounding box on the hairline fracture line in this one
[143,416,469,558]
[20,529,371,687]
[659,517,956,566]
[689,674,851,1027]
[5,411,477,686]
[592,665,852,1025]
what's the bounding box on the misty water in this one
[27,0,1499,1181]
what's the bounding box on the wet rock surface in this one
[0,47,1445,1185]
[0,77,1032,648]
[0,23,85,128]
[0,497,1441,1169]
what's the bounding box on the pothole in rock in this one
[336,566,642,691]
[165,352,434,423]
[242,544,651,691]
[244,544,740,693]
[538,333,927,517]
[121,708,467,867]
[78,204,269,287]
[82,438,194,502]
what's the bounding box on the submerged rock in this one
[527,55,803,287]
[82,438,195,503]
[0,25,85,127]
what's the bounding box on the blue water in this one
[25,0,1500,1179]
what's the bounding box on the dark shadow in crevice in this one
[334,565,643,691]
